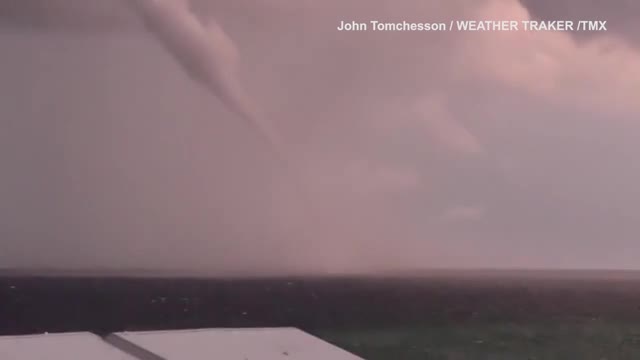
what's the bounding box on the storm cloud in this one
[0,0,639,275]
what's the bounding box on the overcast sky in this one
[1,0,639,275]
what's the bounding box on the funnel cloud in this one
[128,0,284,157]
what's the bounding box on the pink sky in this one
[0,0,639,274]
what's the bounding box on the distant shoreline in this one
[3,267,640,281]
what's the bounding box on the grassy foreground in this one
[317,320,640,359]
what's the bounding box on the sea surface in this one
[3,269,640,359]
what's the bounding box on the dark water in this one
[3,270,640,336]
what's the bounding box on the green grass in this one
[316,319,640,359]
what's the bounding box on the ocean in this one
[3,270,640,359]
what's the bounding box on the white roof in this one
[114,327,364,360]
[0,332,135,360]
